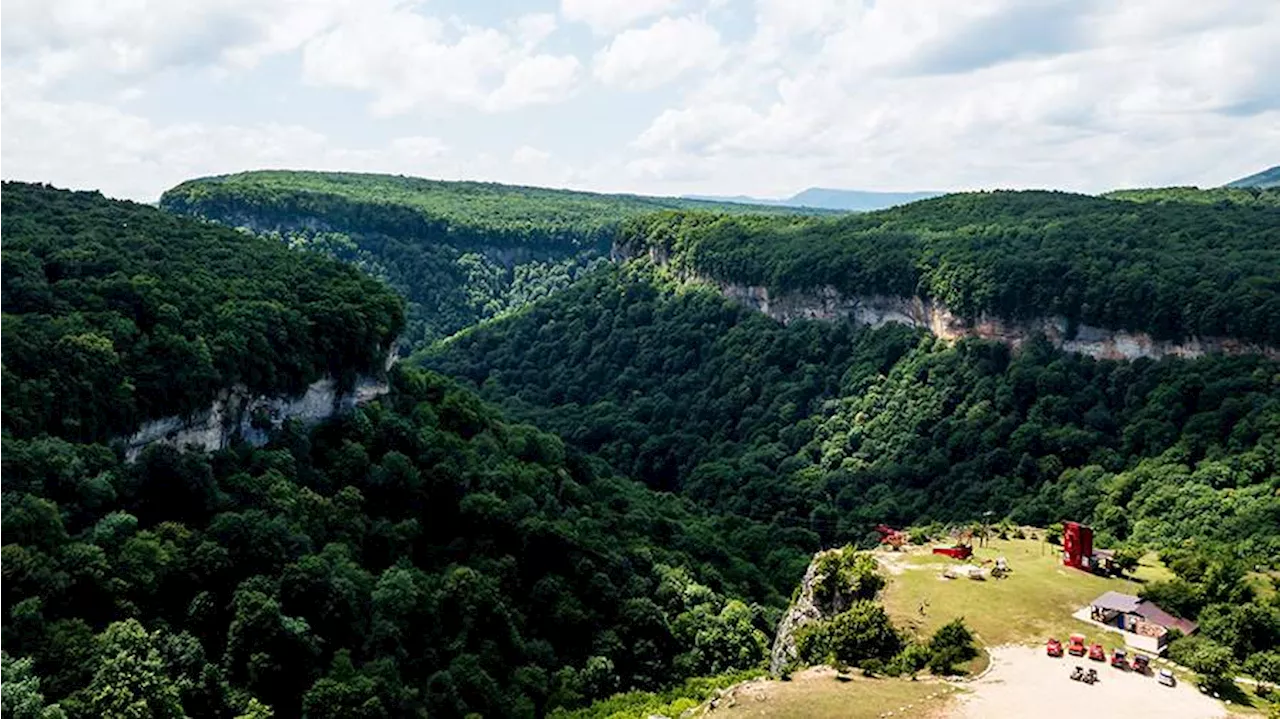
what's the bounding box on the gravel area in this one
[949,646,1227,719]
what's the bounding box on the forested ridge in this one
[6,175,1280,717]
[3,367,812,717]
[1,183,814,717]
[1,183,403,442]
[423,262,1280,559]
[159,172,830,347]
[619,188,1280,345]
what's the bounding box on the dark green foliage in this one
[2,368,802,717]
[159,171,824,348]
[619,189,1280,344]
[1,182,403,442]
[1168,636,1238,689]
[422,262,1280,559]
[795,601,902,667]
[925,619,978,675]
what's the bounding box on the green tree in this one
[2,651,67,719]
[83,620,185,719]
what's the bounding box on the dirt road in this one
[950,646,1227,719]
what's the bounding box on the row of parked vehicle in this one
[1046,634,1176,687]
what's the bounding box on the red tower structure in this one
[1062,521,1094,569]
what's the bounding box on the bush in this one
[927,619,978,675]
[1045,523,1063,546]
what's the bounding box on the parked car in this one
[1088,643,1106,661]
[1133,654,1151,674]
[1046,638,1063,657]
[1111,649,1130,670]
[1158,669,1176,687]
[1068,634,1087,656]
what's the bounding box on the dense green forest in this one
[160,172,827,347]
[619,189,1280,344]
[1,183,403,442]
[422,262,1280,560]
[2,367,815,717]
[0,181,816,717]
[1105,186,1280,207]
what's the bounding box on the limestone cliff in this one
[770,549,866,675]
[124,374,389,461]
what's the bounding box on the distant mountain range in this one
[1224,165,1280,189]
[685,187,943,212]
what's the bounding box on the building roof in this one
[1135,602,1199,636]
[1091,591,1143,613]
[1089,591,1199,635]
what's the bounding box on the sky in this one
[3,0,1278,202]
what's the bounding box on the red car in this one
[1088,643,1106,661]
[1067,634,1087,657]
[1111,649,1130,670]
[1046,638,1063,657]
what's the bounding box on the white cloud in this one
[593,15,725,90]
[513,13,558,48]
[512,146,552,164]
[1,0,363,86]
[301,5,580,114]
[560,0,678,35]
[624,0,1280,195]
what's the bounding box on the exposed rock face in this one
[124,373,389,462]
[714,282,1280,362]
[770,549,860,676]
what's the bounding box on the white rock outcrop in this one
[714,283,1280,362]
[124,374,389,462]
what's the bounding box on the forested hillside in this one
[422,262,1280,560]
[1,183,403,442]
[620,189,1280,345]
[3,367,812,717]
[1,183,813,717]
[160,171,826,347]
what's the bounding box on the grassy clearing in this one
[707,668,958,719]
[878,537,1173,653]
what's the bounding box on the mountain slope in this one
[160,171,828,348]
[620,189,1280,346]
[1,181,815,718]
[1,182,404,442]
[421,261,1280,560]
[1225,165,1280,188]
[686,187,941,212]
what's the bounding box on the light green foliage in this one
[2,652,67,719]
[812,549,885,609]
[83,620,185,719]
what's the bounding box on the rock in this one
[769,547,872,675]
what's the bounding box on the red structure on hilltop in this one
[1062,521,1094,569]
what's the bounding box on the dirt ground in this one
[948,646,1228,719]
[707,667,956,719]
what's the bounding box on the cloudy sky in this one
[3,0,1278,202]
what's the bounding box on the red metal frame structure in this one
[1062,521,1094,569]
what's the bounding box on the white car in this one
[1158,669,1176,687]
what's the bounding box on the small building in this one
[1088,591,1198,654]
